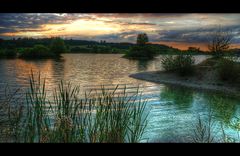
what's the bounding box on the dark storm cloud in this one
[155,25,240,43]
[0,13,81,33]
[93,31,145,42]
[0,13,240,44]
[67,25,240,44]
[92,13,188,19]
[0,13,158,35]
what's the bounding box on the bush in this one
[217,58,240,82]
[50,38,67,55]
[19,45,56,59]
[161,55,195,76]
[124,45,156,59]
[70,45,123,54]
[0,48,17,58]
[161,55,176,71]
[70,46,92,53]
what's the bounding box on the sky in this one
[1,13,240,50]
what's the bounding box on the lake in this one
[0,53,240,142]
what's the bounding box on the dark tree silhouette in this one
[208,27,233,56]
[137,33,149,45]
[124,33,156,59]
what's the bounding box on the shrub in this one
[217,58,240,82]
[19,45,56,59]
[161,55,176,71]
[70,46,92,53]
[50,38,67,55]
[124,45,156,59]
[161,55,195,76]
[0,49,17,58]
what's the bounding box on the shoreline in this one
[130,71,240,97]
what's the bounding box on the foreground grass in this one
[0,73,148,143]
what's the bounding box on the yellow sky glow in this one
[2,14,240,50]
[3,19,124,37]
[2,18,157,38]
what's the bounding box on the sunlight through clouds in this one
[1,13,240,49]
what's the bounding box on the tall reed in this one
[0,85,24,142]
[15,72,148,143]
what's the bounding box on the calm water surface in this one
[0,54,240,142]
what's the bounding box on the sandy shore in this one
[130,71,240,97]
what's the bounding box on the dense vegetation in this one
[160,28,240,79]
[50,38,67,55]
[1,73,240,143]
[18,45,56,59]
[124,44,157,59]
[0,73,148,143]
[124,33,158,59]
[0,37,184,57]
[217,57,240,84]
[70,45,127,54]
[0,30,240,59]
[0,38,67,59]
[161,55,196,76]
[0,48,17,58]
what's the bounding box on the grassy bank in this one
[130,56,240,97]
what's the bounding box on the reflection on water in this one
[0,54,240,142]
[143,85,240,142]
[204,95,238,125]
[160,86,194,110]
[137,59,151,71]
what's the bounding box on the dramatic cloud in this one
[155,25,240,43]
[1,13,240,49]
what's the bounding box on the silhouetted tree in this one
[208,27,233,57]
[137,33,149,45]
[124,33,156,59]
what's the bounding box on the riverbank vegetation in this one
[2,35,237,59]
[161,55,195,76]
[0,48,17,58]
[0,37,67,59]
[124,33,159,59]
[160,28,240,81]
[18,45,56,59]
[131,28,240,97]
[1,73,240,142]
[0,73,148,143]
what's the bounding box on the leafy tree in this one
[137,33,149,45]
[125,45,156,59]
[50,37,67,55]
[19,44,55,59]
[124,33,156,59]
